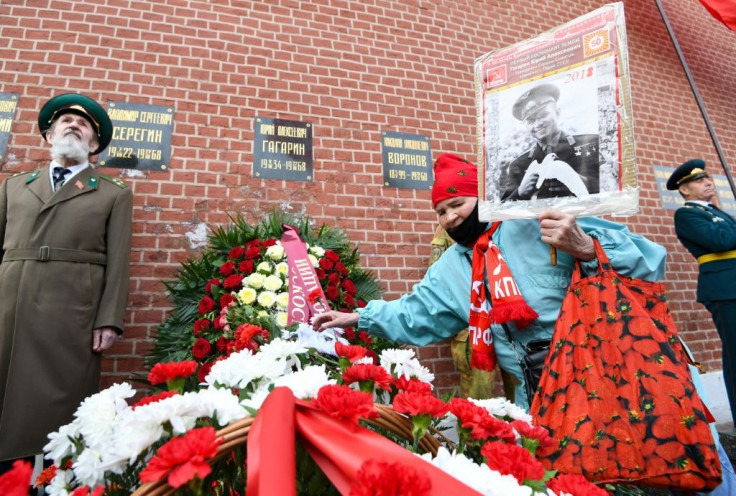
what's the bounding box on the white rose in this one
[256,261,272,274]
[247,273,265,289]
[276,292,290,309]
[263,275,283,291]
[276,312,289,328]
[309,245,325,257]
[275,262,289,277]
[237,287,257,305]
[257,291,277,308]
[266,245,285,261]
[308,254,318,267]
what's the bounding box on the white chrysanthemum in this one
[266,244,285,261]
[194,387,249,426]
[309,245,325,257]
[263,274,283,291]
[399,359,435,384]
[275,262,289,277]
[46,468,74,496]
[258,337,308,368]
[256,261,273,274]
[380,348,417,376]
[101,410,165,469]
[206,348,290,390]
[257,290,277,308]
[74,383,136,449]
[308,254,318,267]
[237,287,257,305]
[287,323,346,355]
[73,448,106,488]
[276,311,289,328]
[246,273,266,289]
[44,419,82,465]
[276,292,290,310]
[470,397,532,423]
[419,447,532,496]
[273,365,336,399]
[240,384,272,412]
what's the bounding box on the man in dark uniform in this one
[667,158,736,423]
[500,83,600,201]
[0,94,133,474]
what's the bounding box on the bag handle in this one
[570,237,612,283]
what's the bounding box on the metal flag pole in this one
[654,0,736,199]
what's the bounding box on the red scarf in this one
[469,223,538,370]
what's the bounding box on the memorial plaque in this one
[98,101,174,170]
[253,117,313,181]
[0,93,18,163]
[654,165,736,216]
[381,131,432,189]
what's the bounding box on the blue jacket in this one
[357,217,666,409]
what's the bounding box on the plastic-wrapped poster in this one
[475,2,636,220]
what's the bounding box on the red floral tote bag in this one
[530,240,722,491]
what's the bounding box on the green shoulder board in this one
[99,174,127,189]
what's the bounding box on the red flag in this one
[697,0,736,30]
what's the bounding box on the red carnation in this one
[342,279,356,294]
[313,384,379,424]
[547,473,610,496]
[325,250,341,262]
[204,278,220,295]
[349,459,431,496]
[238,260,255,275]
[197,296,216,315]
[342,364,393,391]
[343,328,356,340]
[133,391,180,409]
[392,391,448,418]
[307,289,322,304]
[219,261,235,277]
[148,360,198,385]
[0,459,33,496]
[235,323,268,350]
[71,487,104,496]
[393,376,432,394]
[357,331,373,346]
[511,420,557,450]
[222,274,243,290]
[228,246,245,260]
[244,246,261,259]
[325,285,340,301]
[193,319,211,336]
[34,464,57,488]
[192,338,213,360]
[319,258,334,271]
[481,441,545,484]
[219,293,236,308]
[140,427,222,488]
[334,342,369,363]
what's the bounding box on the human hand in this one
[312,311,360,332]
[93,327,119,352]
[538,209,595,261]
[518,161,541,199]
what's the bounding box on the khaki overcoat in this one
[0,165,132,460]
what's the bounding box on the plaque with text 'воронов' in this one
[381,131,432,190]
[0,93,18,163]
[98,101,174,170]
[253,117,313,182]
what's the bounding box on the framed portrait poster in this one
[475,2,637,221]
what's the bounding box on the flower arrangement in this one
[147,210,391,383]
[24,327,615,496]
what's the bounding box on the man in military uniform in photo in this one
[500,83,600,201]
[668,158,736,424]
[0,94,133,470]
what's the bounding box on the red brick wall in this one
[1,0,734,395]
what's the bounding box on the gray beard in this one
[50,134,89,164]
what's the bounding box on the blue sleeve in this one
[578,217,666,281]
[356,245,471,346]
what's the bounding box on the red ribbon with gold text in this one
[281,224,330,326]
[246,387,483,496]
[469,222,538,371]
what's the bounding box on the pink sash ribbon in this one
[281,224,330,325]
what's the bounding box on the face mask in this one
[446,201,489,246]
